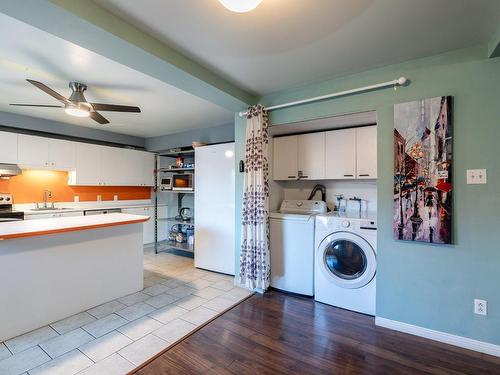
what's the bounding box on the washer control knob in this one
[296,201,303,207]
[342,220,350,228]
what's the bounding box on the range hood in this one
[0,164,22,179]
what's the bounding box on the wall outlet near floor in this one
[97,195,102,202]
[114,195,118,201]
[467,169,487,184]
[74,195,79,202]
[474,299,487,316]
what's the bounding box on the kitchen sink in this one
[29,207,74,211]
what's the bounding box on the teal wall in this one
[234,45,500,345]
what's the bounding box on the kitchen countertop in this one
[16,200,167,215]
[0,213,149,240]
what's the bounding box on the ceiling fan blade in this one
[89,111,110,124]
[10,104,64,108]
[90,103,141,113]
[26,79,71,105]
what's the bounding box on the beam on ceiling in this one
[488,26,500,58]
[0,0,256,112]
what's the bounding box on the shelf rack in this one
[154,148,195,255]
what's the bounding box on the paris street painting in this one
[394,96,453,244]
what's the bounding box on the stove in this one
[0,193,24,222]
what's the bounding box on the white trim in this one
[375,317,500,357]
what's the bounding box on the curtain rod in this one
[238,77,408,117]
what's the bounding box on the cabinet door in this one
[101,146,129,186]
[140,152,155,187]
[0,131,18,164]
[122,206,153,244]
[273,135,298,180]
[298,132,325,180]
[18,134,49,167]
[71,143,102,185]
[48,139,76,170]
[356,126,377,179]
[325,128,356,179]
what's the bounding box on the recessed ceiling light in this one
[218,0,263,13]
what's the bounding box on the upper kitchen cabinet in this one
[356,125,377,179]
[18,134,77,170]
[273,135,298,180]
[298,132,325,180]
[325,128,356,179]
[126,149,155,187]
[0,131,18,164]
[69,143,103,186]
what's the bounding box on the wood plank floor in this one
[131,290,500,375]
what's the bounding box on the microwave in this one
[160,177,173,191]
[171,173,194,191]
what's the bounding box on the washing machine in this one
[314,213,377,315]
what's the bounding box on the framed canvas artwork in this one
[393,96,453,244]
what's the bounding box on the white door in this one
[356,126,377,179]
[273,135,298,180]
[325,128,356,179]
[195,143,235,275]
[0,131,18,164]
[17,134,49,168]
[71,143,102,185]
[48,139,76,170]
[298,132,325,180]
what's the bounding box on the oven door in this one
[317,231,376,289]
[172,174,193,191]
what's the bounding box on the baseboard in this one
[375,317,500,357]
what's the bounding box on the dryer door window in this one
[324,240,367,280]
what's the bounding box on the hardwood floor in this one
[131,290,500,375]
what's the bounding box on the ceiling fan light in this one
[218,0,263,13]
[65,106,90,117]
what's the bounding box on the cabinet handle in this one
[287,176,296,179]
[344,174,354,177]
[359,174,370,177]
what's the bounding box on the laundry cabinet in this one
[356,125,377,179]
[273,135,298,180]
[325,128,356,179]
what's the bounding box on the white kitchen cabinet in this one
[298,132,325,179]
[273,135,298,180]
[356,125,377,179]
[70,143,103,186]
[48,139,76,170]
[122,205,167,244]
[0,131,18,164]
[325,128,356,179]
[24,211,84,220]
[101,146,129,186]
[18,134,50,168]
[139,151,155,187]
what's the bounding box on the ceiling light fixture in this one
[218,0,263,13]
[64,104,90,118]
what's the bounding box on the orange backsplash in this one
[0,170,151,204]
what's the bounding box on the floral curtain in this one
[239,105,270,291]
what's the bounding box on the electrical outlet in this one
[467,169,487,184]
[74,196,79,202]
[113,195,118,201]
[97,195,102,202]
[474,299,487,316]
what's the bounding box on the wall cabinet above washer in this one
[273,125,377,181]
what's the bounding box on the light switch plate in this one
[467,169,487,184]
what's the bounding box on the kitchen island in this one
[0,213,148,341]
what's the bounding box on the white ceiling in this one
[95,0,500,95]
[0,13,233,138]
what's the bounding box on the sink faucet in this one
[43,189,52,209]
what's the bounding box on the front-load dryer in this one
[314,213,377,315]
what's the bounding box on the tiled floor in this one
[0,247,252,375]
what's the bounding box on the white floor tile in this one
[148,305,188,325]
[39,328,93,359]
[115,302,155,322]
[82,314,128,338]
[166,285,196,298]
[186,278,214,290]
[142,283,171,297]
[152,319,196,343]
[160,279,183,288]
[117,317,163,341]
[211,280,236,292]
[5,326,59,354]
[180,306,219,326]
[77,354,135,375]
[118,334,168,366]
[0,346,50,375]
[28,349,92,375]
[118,292,151,307]
[87,301,127,320]
[202,296,238,312]
[222,287,254,301]
[50,312,97,335]
[175,295,208,310]
[79,331,132,363]
[193,286,225,300]
[143,276,168,288]
[144,293,178,309]
[0,342,11,361]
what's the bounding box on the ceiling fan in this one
[10,79,141,124]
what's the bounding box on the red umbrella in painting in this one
[436,181,452,193]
